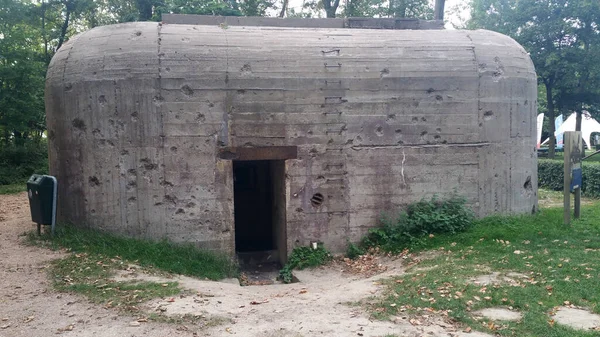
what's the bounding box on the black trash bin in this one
[27,174,57,235]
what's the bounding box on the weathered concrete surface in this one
[474,308,522,321]
[45,23,538,256]
[553,307,600,330]
[162,14,444,30]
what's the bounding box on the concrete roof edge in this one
[161,14,444,30]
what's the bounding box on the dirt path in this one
[0,192,477,337]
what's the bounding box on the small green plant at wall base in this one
[346,242,365,260]
[279,244,332,283]
[362,194,474,253]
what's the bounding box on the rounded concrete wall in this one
[45,22,538,254]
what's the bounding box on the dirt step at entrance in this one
[237,251,299,286]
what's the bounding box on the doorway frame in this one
[220,146,297,265]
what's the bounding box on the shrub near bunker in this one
[361,194,475,253]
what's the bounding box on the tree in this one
[469,0,600,158]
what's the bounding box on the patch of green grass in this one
[28,224,238,280]
[280,244,332,283]
[0,183,25,194]
[371,204,600,336]
[51,253,180,310]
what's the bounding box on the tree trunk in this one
[322,0,340,18]
[56,1,72,52]
[279,0,288,17]
[136,0,153,21]
[546,82,556,159]
[434,0,446,20]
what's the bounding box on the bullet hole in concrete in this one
[196,113,205,122]
[307,130,313,135]
[91,209,96,214]
[345,139,353,145]
[523,175,532,191]
[412,117,419,122]
[126,181,137,190]
[436,95,443,101]
[436,128,442,132]
[71,118,86,131]
[434,135,441,139]
[65,83,73,91]
[380,68,390,77]
[154,202,163,206]
[134,31,142,37]
[237,89,246,94]
[241,63,252,75]
[375,125,384,136]
[181,85,194,96]
[421,117,427,122]
[427,88,435,93]
[153,95,164,103]
[92,128,101,136]
[121,149,129,155]
[186,202,196,208]
[164,194,177,204]
[317,175,325,181]
[387,114,396,121]
[160,179,173,187]
[128,169,137,175]
[296,208,303,213]
[484,110,494,121]
[128,197,136,203]
[310,193,324,207]
[140,158,158,170]
[165,67,171,72]
[356,135,363,142]
[131,111,138,122]
[397,140,404,144]
[176,208,185,214]
[421,131,428,136]
[207,101,214,108]
[98,95,107,104]
[88,176,101,187]
[170,146,178,153]
[395,129,402,134]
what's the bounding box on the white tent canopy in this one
[541,112,600,150]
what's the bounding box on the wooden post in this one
[564,131,583,224]
[564,133,572,225]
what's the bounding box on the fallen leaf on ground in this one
[129,321,141,327]
[463,326,472,333]
[167,298,175,302]
[299,289,307,294]
[250,299,269,305]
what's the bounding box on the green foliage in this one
[0,184,26,195]
[346,242,365,260]
[28,223,238,280]
[279,245,332,283]
[538,159,600,198]
[362,195,475,252]
[0,141,48,185]
[371,203,600,337]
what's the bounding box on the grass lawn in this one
[372,190,600,336]
[28,224,238,281]
[0,183,26,194]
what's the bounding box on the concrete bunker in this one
[45,16,538,262]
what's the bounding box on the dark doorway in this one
[233,160,287,263]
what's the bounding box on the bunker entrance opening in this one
[233,160,287,266]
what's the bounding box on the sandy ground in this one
[0,192,486,337]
